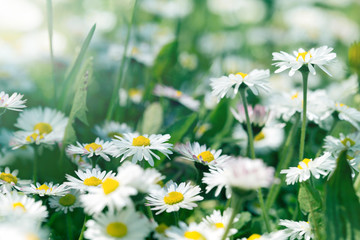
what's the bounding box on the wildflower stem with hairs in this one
[239,86,255,159]
[299,67,309,162]
[106,0,139,120]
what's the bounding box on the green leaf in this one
[232,211,251,230]
[298,182,322,213]
[58,24,96,110]
[325,150,360,240]
[142,102,163,134]
[152,41,178,78]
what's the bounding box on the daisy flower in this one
[117,161,164,194]
[153,84,200,111]
[65,168,115,191]
[0,221,49,240]
[201,208,240,238]
[272,46,336,76]
[154,222,171,240]
[174,142,230,167]
[279,219,313,240]
[0,167,30,192]
[80,176,137,215]
[21,182,69,196]
[240,231,288,240]
[332,103,360,130]
[66,138,116,161]
[324,132,360,156]
[231,104,270,130]
[210,69,270,101]
[203,157,274,198]
[11,107,68,148]
[146,181,203,215]
[94,121,133,140]
[165,221,214,240]
[0,191,48,222]
[84,207,152,240]
[49,189,81,214]
[112,133,173,166]
[280,152,336,185]
[0,91,26,112]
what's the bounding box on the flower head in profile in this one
[84,208,152,240]
[175,142,230,167]
[66,138,116,161]
[0,167,30,192]
[280,152,335,185]
[112,133,173,166]
[279,219,313,240]
[22,182,69,197]
[146,181,203,215]
[332,103,360,130]
[0,91,26,112]
[210,69,270,101]
[272,46,336,76]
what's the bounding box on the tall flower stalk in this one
[299,67,309,161]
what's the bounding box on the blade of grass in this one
[46,0,56,106]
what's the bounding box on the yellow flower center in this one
[341,137,355,147]
[106,222,128,238]
[107,132,123,139]
[34,122,53,135]
[163,191,184,205]
[129,88,142,97]
[248,234,262,240]
[36,184,52,192]
[236,72,248,79]
[26,234,40,240]
[296,51,311,61]
[291,92,299,100]
[184,231,206,240]
[26,133,44,142]
[84,142,103,152]
[59,194,76,206]
[132,136,151,146]
[297,158,311,169]
[155,223,169,234]
[197,151,215,163]
[335,103,346,107]
[0,173,18,184]
[102,178,119,195]
[175,90,183,97]
[215,223,225,228]
[254,131,265,142]
[84,176,102,186]
[12,202,26,211]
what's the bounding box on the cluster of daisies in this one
[1,45,359,240]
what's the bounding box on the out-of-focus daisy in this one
[178,52,198,71]
[94,121,133,140]
[84,208,152,240]
[0,91,26,112]
[332,103,360,130]
[65,152,93,170]
[49,189,81,214]
[165,221,214,240]
[11,107,68,148]
[117,161,164,194]
[0,167,30,192]
[118,88,144,106]
[210,69,270,101]
[203,157,275,198]
[153,84,200,111]
[141,0,193,19]
[324,132,360,156]
[80,176,137,215]
[279,219,313,240]
[65,168,115,191]
[272,46,336,76]
[0,221,49,240]
[201,208,239,238]
[22,182,69,196]
[146,181,203,215]
[231,104,270,131]
[0,191,48,222]
[112,133,173,166]
[174,142,230,167]
[66,138,116,161]
[280,152,335,185]
[154,222,170,240]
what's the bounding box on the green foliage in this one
[152,41,178,79]
[142,102,163,134]
[325,150,360,240]
[233,211,252,230]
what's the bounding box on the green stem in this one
[106,0,138,121]
[221,194,241,240]
[258,188,271,232]
[299,69,309,162]
[265,114,300,210]
[146,205,154,221]
[173,211,180,227]
[78,215,88,240]
[33,147,39,184]
[46,0,56,105]
[66,213,73,240]
[239,87,255,159]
